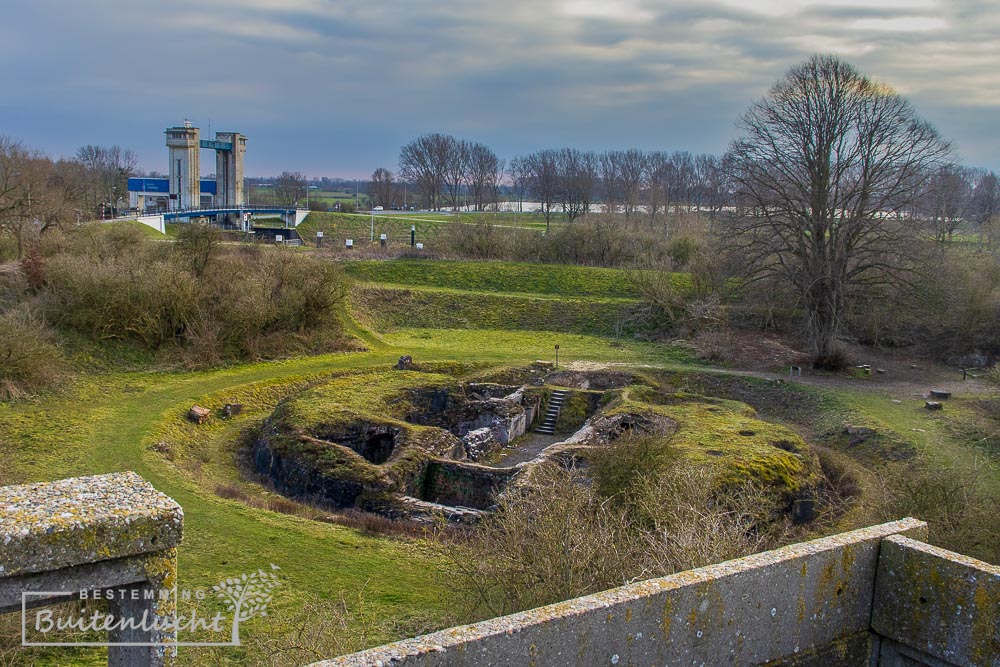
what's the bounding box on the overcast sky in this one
[2,0,998,178]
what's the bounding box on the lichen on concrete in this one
[0,471,183,577]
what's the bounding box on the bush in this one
[872,457,1000,563]
[35,224,349,362]
[42,249,200,348]
[0,305,67,399]
[444,442,791,618]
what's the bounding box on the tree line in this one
[0,139,137,258]
[370,135,730,230]
[375,131,1000,240]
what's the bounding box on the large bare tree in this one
[725,54,952,365]
[467,143,503,212]
[399,133,450,210]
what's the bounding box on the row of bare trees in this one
[911,166,1000,243]
[394,133,504,212]
[384,135,730,229]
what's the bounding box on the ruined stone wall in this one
[418,460,518,510]
[313,518,1000,667]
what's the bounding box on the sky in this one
[1,0,998,178]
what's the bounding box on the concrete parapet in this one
[873,535,999,667]
[0,472,182,666]
[314,518,928,667]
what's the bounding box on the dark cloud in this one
[0,0,997,175]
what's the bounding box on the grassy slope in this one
[0,317,690,664]
[345,259,690,338]
[345,259,658,297]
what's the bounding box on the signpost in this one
[316,230,324,248]
[555,344,560,369]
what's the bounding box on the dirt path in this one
[563,348,995,399]
[488,434,563,468]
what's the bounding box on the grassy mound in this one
[602,383,823,497]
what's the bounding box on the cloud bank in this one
[1,0,997,175]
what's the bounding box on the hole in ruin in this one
[364,434,396,465]
[919,596,927,604]
[738,429,756,436]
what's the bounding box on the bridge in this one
[128,206,310,234]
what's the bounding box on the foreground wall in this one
[314,519,999,667]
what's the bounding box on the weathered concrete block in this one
[313,519,927,667]
[0,472,183,578]
[188,405,211,424]
[872,535,999,667]
[0,473,182,667]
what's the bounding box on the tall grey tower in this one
[165,122,200,210]
[214,132,247,208]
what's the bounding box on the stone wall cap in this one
[0,472,182,578]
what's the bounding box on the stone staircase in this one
[534,389,567,435]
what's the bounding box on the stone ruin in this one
[253,377,548,520]
[253,367,827,526]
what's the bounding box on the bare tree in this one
[0,138,81,258]
[645,151,668,220]
[526,149,560,230]
[467,143,503,212]
[74,144,136,216]
[369,167,396,209]
[919,165,972,242]
[599,152,622,214]
[556,148,597,222]
[274,171,307,206]
[617,149,647,219]
[725,54,952,365]
[443,137,470,211]
[399,133,450,210]
[508,156,530,213]
[970,169,1000,246]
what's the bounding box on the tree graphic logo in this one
[213,564,282,644]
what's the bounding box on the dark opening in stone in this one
[364,434,396,464]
